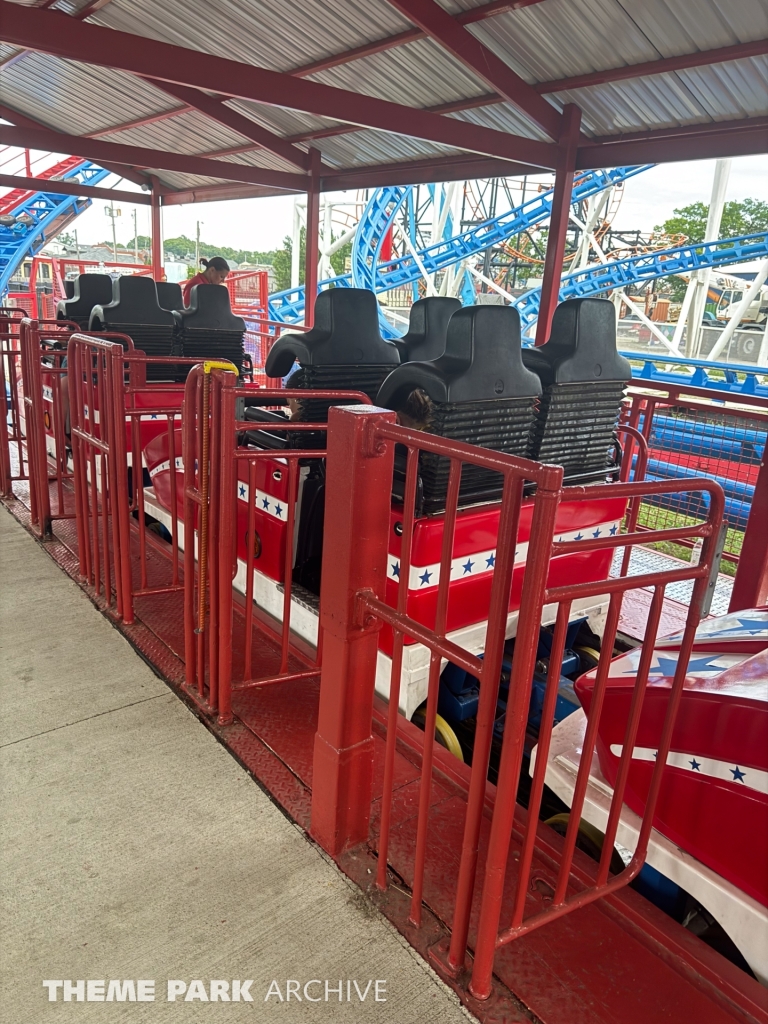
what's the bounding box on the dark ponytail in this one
[201,256,230,272]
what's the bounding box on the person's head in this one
[397,388,434,431]
[201,256,230,285]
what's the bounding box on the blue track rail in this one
[514,233,768,332]
[0,161,111,297]
[268,166,651,326]
[624,352,768,398]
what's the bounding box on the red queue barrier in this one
[0,307,27,497]
[180,365,371,721]
[309,404,726,1001]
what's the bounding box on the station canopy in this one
[0,0,765,205]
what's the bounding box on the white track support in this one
[685,159,732,357]
[290,197,304,290]
[672,279,696,351]
[395,221,437,296]
[466,263,515,302]
[616,291,680,354]
[708,258,768,362]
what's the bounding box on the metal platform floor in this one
[2,475,766,1024]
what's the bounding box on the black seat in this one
[522,298,631,482]
[377,305,540,512]
[56,273,113,330]
[264,288,400,445]
[89,275,177,381]
[391,296,461,363]
[174,283,245,377]
[156,281,183,312]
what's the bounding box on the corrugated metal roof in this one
[92,0,413,74]
[1,52,173,136]
[0,0,763,195]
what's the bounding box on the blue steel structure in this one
[0,160,111,297]
[267,166,652,326]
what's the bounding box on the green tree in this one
[272,230,305,292]
[654,198,768,300]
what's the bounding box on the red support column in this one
[729,455,768,611]
[310,404,396,857]
[304,147,321,328]
[150,180,164,281]
[534,103,581,347]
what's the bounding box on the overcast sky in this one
[42,153,768,256]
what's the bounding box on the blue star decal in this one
[150,413,158,419]
[647,654,726,677]
[262,496,270,510]
[592,528,602,538]
[609,524,618,535]
[486,553,496,568]
[731,766,746,783]
[689,758,701,771]
[419,569,432,586]
[391,562,400,578]
[274,503,283,518]
[462,559,474,574]
[239,484,246,498]
[708,618,767,637]
[574,532,584,541]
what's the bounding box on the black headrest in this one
[173,283,245,332]
[64,280,76,300]
[265,288,400,378]
[392,297,461,362]
[88,274,175,328]
[156,281,183,312]
[56,273,113,321]
[521,298,632,386]
[377,304,540,407]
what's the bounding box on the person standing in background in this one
[182,256,230,305]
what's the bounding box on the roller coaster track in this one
[0,158,110,297]
[267,165,652,325]
[513,232,768,332]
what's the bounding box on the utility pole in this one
[74,228,80,260]
[195,220,202,268]
[133,209,138,262]
[105,203,121,260]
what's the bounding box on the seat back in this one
[392,296,461,363]
[56,273,113,329]
[173,283,246,376]
[264,288,400,444]
[89,275,177,381]
[156,281,183,312]
[522,298,631,482]
[377,305,541,511]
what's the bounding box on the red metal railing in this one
[182,367,371,722]
[309,403,726,1002]
[0,307,27,497]
[19,318,78,536]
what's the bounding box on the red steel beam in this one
[0,100,155,190]
[90,105,193,138]
[729,454,768,611]
[386,0,562,139]
[535,104,581,346]
[290,1,548,77]
[577,116,768,167]
[150,181,163,280]
[0,2,557,168]
[537,37,768,93]
[0,123,309,191]
[0,171,151,205]
[323,152,539,190]
[162,182,291,205]
[144,79,316,172]
[304,149,321,328]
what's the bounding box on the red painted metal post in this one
[310,404,396,857]
[150,183,163,282]
[730,453,768,610]
[534,103,581,347]
[304,148,321,329]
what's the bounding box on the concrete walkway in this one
[0,507,471,1023]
